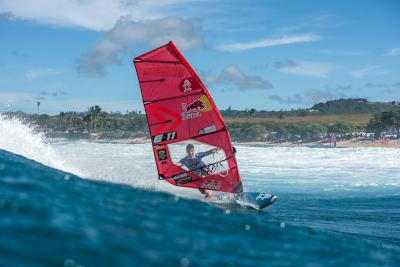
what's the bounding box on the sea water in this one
[1,115,400,267]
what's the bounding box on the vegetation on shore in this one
[3,98,400,142]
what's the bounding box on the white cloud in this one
[351,65,381,78]
[38,97,142,114]
[272,60,333,78]
[220,65,272,90]
[278,14,340,34]
[268,94,304,104]
[304,89,335,103]
[384,47,400,57]
[199,71,218,87]
[216,33,321,52]
[313,49,367,56]
[25,68,60,81]
[0,92,33,112]
[78,16,204,77]
[200,65,273,90]
[0,0,193,31]
[364,82,400,95]
[269,88,348,105]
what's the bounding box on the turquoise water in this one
[1,148,400,267]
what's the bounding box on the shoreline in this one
[235,140,400,148]
[46,137,400,148]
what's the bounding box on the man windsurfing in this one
[134,41,276,209]
[176,144,218,197]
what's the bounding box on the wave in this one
[0,114,200,198]
[1,148,399,267]
[0,114,82,175]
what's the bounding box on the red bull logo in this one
[181,95,213,120]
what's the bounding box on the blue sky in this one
[0,0,399,114]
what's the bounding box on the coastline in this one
[46,137,400,148]
[236,140,400,148]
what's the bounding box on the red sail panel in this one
[134,41,243,193]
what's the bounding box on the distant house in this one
[381,132,398,139]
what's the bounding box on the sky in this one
[0,0,399,114]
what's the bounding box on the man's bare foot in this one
[204,191,212,199]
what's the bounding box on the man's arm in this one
[204,147,219,156]
[176,162,183,167]
[176,156,188,167]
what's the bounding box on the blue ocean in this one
[1,117,400,267]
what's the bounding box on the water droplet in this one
[180,257,190,267]
[64,259,76,267]
[64,174,70,180]
[280,222,285,228]
[244,224,251,231]
[225,209,231,214]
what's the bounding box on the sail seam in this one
[144,92,204,105]
[135,60,184,64]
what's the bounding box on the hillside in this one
[221,98,398,117]
[310,98,396,114]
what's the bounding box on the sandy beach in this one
[239,138,400,148]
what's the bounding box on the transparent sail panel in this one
[168,140,229,177]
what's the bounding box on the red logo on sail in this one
[181,95,213,120]
[179,77,199,93]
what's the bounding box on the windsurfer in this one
[176,144,219,197]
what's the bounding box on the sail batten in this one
[134,41,243,193]
[143,92,204,105]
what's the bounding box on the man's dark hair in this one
[186,144,194,151]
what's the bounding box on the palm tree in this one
[82,113,92,133]
[88,105,102,131]
[59,112,65,130]
[98,111,107,130]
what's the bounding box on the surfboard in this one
[236,192,278,210]
[133,41,276,209]
[205,192,277,210]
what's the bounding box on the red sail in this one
[134,41,242,193]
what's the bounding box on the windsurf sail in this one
[133,41,243,193]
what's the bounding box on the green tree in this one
[367,114,385,138]
[88,105,102,131]
[303,123,327,140]
[82,113,92,132]
[97,111,107,130]
[328,121,355,134]
[393,109,400,138]
[59,112,65,130]
[367,109,400,139]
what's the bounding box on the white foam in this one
[50,141,400,194]
[2,112,399,196]
[236,145,400,190]
[0,114,82,175]
[50,141,201,198]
